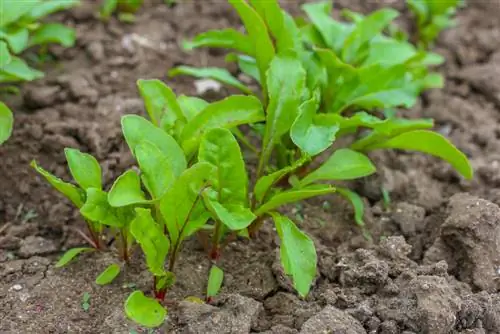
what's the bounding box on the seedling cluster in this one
[29,0,468,329]
[0,0,79,144]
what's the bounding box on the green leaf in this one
[335,187,365,227]
[108,170,148,207]
[0,27,29,54]
[30,160,85,208]
[0,101,13,145]
[199,128,248,205]
[302,1,352,52]
[361,130,473,179]
[160,162,214,246]
[316,50,419,113]
[342,8,399,63]
[229,0,275,96]
[121,115,186,177]
[316,111,385,136]
[300,149,376,187]
[135,141,175,199]
[255,184,336,216]
[291,92,339,156]
[408,0,428,25]
[64,148,101,190]
[349,116,434,150]
[0,41,12,67]
[0,57,44,82]
[26,0,79,20]
[100,0,117,19]
[81,188,133,227]
[202,189,256,230]
[362,39,418,67]
[259,52,306,173]
[271,212,316,297]
[180,95,264,157]
[177,95,208,121]
[226,54,260,83]
[55,247,94,267]
[130,208,169,276]
[0,0,40,28]
[250,0,300,53]
[136,79,185,131]
[125,291,166,328]
[207,265,224,298]
[183,28,253,55]
[95,264,121,285]
[169,66,252,95]
[254,155,310,203]
[29,23,75,48]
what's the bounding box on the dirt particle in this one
[86,41,105,62]
[23,86,61,109]
[299,305,365,334]
[18,236,58,258]
[409,275,461,333]
[392,202,426,236]
[425,193,500,292]
[176,294,262,334]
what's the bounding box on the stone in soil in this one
[175,294,262,334]
[299,305,365,334]
[424,193,500,292]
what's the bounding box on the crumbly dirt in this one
[1,1,500,333]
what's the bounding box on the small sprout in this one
[206,265,224,302]
[21,209,38,223]
[82,292,91,312]
[382,187,392,211]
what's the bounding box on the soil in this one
[1,0,500,333]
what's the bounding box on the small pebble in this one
[12,284,23,291]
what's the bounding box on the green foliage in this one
[271,212,317,297]
[407,0,464,48]
[55,247,94,268]
[36,0,473,329]
[125,291,166,328]
[0,102,13,145]
[161,0,472,305]
[100,0,143,21]
[207,265,224,299]
[169,66,252,95]
[95,264,121,285]
[0,0,78,84]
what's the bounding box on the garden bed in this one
[1,0,500,333]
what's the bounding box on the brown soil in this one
[1,1,500,333]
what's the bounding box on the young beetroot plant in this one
[0,0,79,84]
[407,0,464,49]
[173,0,472,231]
